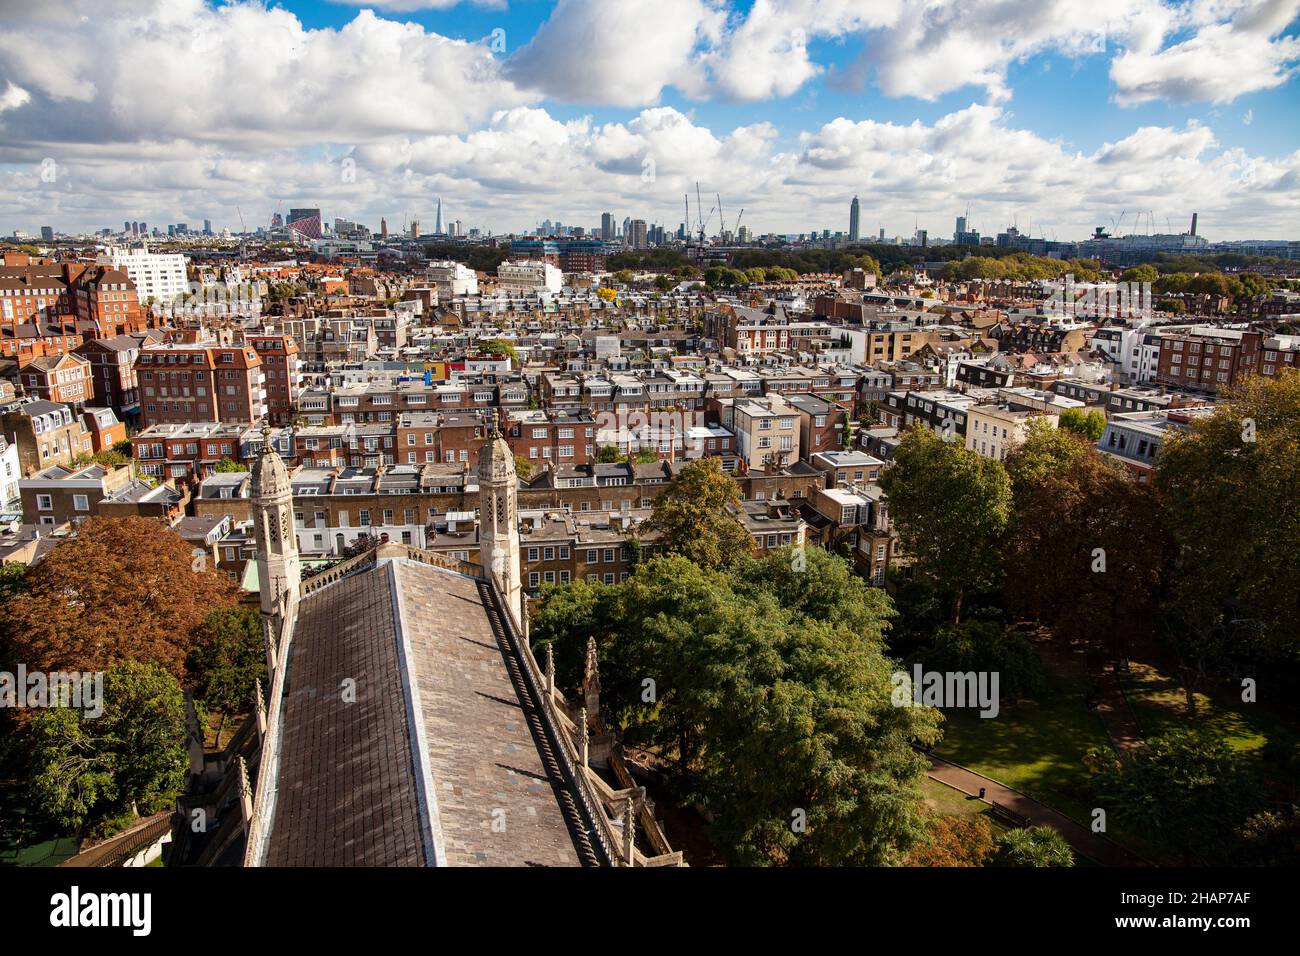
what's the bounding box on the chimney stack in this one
[1189,213,1198,237]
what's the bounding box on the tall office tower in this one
[40,226,53,241]
[410,220,419,239]
[628,219,649,250]
[849,196,861,241]
[435,197,443,235]
[380,217,388,239]
[124,220,131,234]
[956,215,967,235]
[204,218,212,235]
[601,212,614,241]
[879,228,885,241]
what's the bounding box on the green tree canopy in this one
[27,661,187,830]
[879,428,1012,623]
[641,458,753,570]
[188,606,266,747]
[1004,417,1092,505]
[1155,370,1300,662]
[530,552,940,865]
[1057,407,1107,442]
[1088,730,1260,864]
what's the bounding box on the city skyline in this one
[1,0,1299,240]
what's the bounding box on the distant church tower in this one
[253,425,300,625]
[478,410,523,629]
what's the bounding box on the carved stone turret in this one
[252,423,300,622]
[477,409,523,629]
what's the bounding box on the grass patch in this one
[1120,663,1288,761]
[920,778,1010,834]
[932,673,1111,826]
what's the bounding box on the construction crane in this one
[734,208,745,238]
[717,193,723,238]
[684,194,690,240]
[236,206,246,234]
[696,182,706,242]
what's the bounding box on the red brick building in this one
[0,258,149,359]
[75,330,164,422]
[136,342,267,426]
[242,333,301,423]
[18,352,92,406]
[1155,328,1262,395]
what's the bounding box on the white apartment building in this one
[101,244,188,305]
[426,261,478,298]
[1090,323,1163,385]
[965,404,1058,462]
[497,260,562,295]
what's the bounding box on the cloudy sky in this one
[1,0,1298,240]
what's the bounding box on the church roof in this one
[261,553,588,867]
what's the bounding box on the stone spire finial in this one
[577,706,589,769]
[582,636,601,718]
[545,642,556,700]
[489,406,501,437]
[237,756,255,834]
[623,793,637,866]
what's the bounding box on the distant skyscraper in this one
[601,212,614,241]
[435,197,443,235]
[956,215,967,235]
[40,226,53,241]
[380,217,388,239]
[849,196,861,241]
[286,208,321,239]
[627,219,648,250]
[204,218,212,235]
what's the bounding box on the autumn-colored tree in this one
[0,516,238,681]
[641,457,753,570]
[1004,448,1171,657]
[905,811,994,866]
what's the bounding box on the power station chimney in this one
[1189,212,1198,237]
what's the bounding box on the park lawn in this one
[1120,663,1289,762]
[932,675,1111,827]
[920,778,1010,835]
